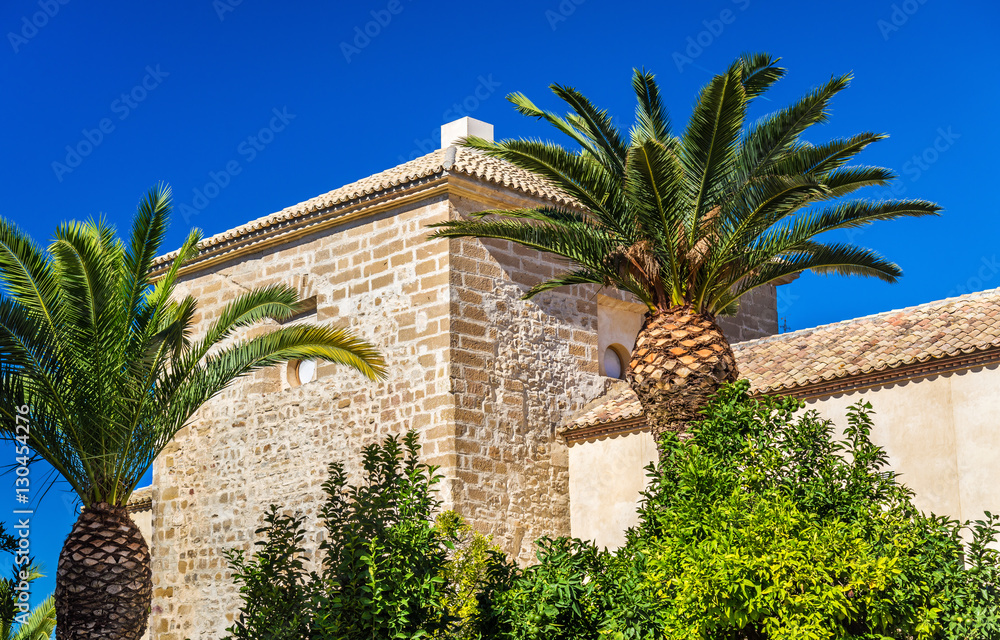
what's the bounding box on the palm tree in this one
[8,596,55,640]
[429,53,939,443]
[0,185,387,640]
[8,595,55,640]
[1,564,56,640]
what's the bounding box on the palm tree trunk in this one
[626,305,738,449]
[55,503,152,640]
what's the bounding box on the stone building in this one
[566,288,1000,549]
[140,118,784,639]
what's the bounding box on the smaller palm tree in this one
[429,54,940,443]
[0,185,387,640]
[8,596,55,640]
[0,564,56,640]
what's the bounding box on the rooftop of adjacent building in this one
[565,286,1000,437]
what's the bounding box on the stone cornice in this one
[151,169,574,281]
[151,175,451,280]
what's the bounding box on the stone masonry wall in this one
[148,183,614,638]
[447,191,609,562]
[150,196,457,640]
[716,283,778,343]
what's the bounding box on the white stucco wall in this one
[596,295,644,378]
[568,430,658,549]
[568,363,1000,549]
[805,364,1000,524]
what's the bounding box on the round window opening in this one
[291,359,318,386]
[603,346,627,380]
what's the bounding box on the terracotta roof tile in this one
[568,380,644,429]
[154,147,574,266]
[567,288,1000,432]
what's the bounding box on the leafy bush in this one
[477,382,1000,640]
[225,431,461,640]
[227,386,1000,639]
[436,511,504,639]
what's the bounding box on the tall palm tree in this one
[0,185,387,640]
[429,53,939,443]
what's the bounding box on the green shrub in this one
[224,431,459,640]
[437,511,505,639]
[630,381,1000,639]
[226,386,1000,639]
[478,382,1000,640]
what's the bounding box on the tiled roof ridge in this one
[734,285,1000,350]
[153,146,574,267]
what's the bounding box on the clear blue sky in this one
[1,0,998,606]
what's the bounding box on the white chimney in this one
[440,117,494,149]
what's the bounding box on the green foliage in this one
[481,537,607,640]
[0,185,385,508]
[429,55,940,315]
[436,511,503,638]
[225,391,1000,639]
[224,508,313,640]
[225,431,463,640]
[631,382,999,639]
[0,526,55,640]
[478,382,1000,640]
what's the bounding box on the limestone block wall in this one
[150,197,456,640]
[716,284,779,343]
[148,183,615,638]
[447,192,610,561]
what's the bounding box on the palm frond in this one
[630,69,671,144]
[157,325,387,447]
[737,52,785,99]
[462,137,625,230]
[10,594,56,640]
[772,133,888,177]
[550,83,628,175]
[122,185,170,327]
[428,218,615,271]
[719,242,904,311]
[739,73,851,179]
[681,62,747,233]
[522,268,607,299]
[788,199,941,236]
